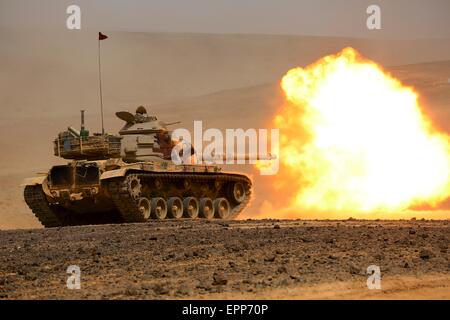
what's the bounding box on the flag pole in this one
[98,33,105,135]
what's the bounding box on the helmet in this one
[136,106,147,114]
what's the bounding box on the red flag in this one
[99,32,108,40]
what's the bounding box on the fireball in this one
[273,47,450,214]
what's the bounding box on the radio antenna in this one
[98,32,108,135]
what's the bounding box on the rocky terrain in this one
[0,219,449,299]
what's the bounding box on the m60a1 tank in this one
[23,107,266,227]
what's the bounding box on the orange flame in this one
[269,47,450,216]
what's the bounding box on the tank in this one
[23,107,270,227]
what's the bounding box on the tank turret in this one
[115,109,179,162]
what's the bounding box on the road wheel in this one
[151,197,167,220]
[214,198,230,219]
[228,182,246,204]
[167,197,183,219]
[199,197,214,219]
[137,197,151,221]
[183,197,199,219]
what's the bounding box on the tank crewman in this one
[134,105,158,123]
[135,105,148,123]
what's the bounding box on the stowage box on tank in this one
[23,107,260,227]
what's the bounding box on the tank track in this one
[105,172,251,222]
[24,185,65,227]
[24,185,123,227]
[106,176,149,223]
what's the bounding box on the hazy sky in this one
[1,0,449,39]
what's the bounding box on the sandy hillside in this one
[2,29,450,120]
[1,30,450,229]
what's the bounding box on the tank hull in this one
[23,159,252,227]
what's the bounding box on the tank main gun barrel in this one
[164,121,181,126]
[202,153,277,162]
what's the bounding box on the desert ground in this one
[0,219,449,299]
